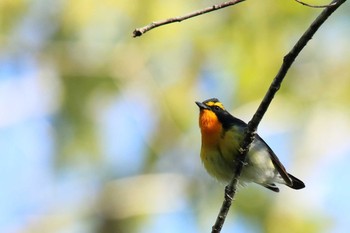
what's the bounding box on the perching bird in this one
[196,98,305,192]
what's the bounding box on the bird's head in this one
[195,98,228,134]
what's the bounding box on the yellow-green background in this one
[1,0,349,232]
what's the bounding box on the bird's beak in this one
[195,101,209,110]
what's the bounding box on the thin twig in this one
[211,0,345,232]
[133,0,246,37]
[295,0,338,8]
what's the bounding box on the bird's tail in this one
[287,173,305,190]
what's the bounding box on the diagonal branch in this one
[211,0,346,232]
[132,0,246,37]
[295,0,338,8]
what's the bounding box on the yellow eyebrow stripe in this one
[206,101,225,110]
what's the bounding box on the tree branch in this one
[211,0,346,232]
[295,0,338,8]
[132,0,246,38]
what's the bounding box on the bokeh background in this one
[1,0,350,233]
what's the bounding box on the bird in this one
[196,98,305,192]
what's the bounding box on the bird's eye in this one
[213,106,221,111]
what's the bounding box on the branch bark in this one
[211,0,346,232]
[132,0,246,37]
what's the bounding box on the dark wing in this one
[222,114,292,186]
[221,111,296,187]
[256,135,293,186]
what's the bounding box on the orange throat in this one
[199,110,222,147]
